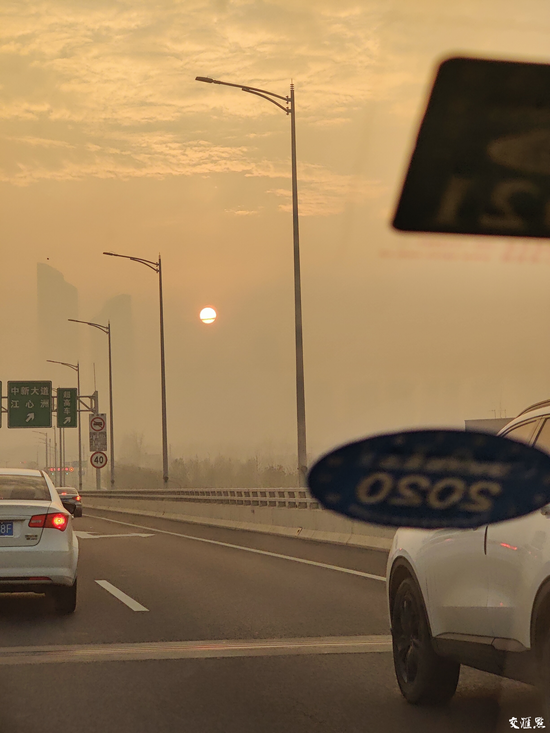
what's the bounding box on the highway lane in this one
[0,510,544,732]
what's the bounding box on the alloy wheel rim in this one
[395,591,422,684]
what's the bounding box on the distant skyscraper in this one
[37,263,79,364]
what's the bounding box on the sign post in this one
[89,413,107,490]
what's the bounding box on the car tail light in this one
[29,515,46,528]
[46,513,68,531]
[28,513,68,531]
[75,495,81,502]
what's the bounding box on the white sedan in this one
[0,468,78,613]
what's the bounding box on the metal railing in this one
[80,488,320,510]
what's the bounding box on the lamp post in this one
[46,360,82,492]
[102,252,169,488]
[67,320,115,489]
[33,431,49,470]
[195,75,307,486]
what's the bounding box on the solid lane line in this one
[0,635,393,665]
[75,532,154,539]
[86,513,386,582]
[96,580,149,612]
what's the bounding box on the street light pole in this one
[289,83,307,484]
[102,252,169,487]
[68,320,115,489]
[195,75,308,485]
[46,360,82,492]
[157,257,169,487]
[33,431,49,469]
[53,425,58,486]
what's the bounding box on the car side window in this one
[534,418,550,454]
[502,420,541,445]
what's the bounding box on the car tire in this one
[538,627,550,719]
[391,576,460,705]
[75,508,82,518]
[52,579,77,615]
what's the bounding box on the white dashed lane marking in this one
[95,580,149,612]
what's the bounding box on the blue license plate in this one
[0,522,14,537]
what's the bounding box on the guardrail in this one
[81,489,319,510]
[81,488,395,551]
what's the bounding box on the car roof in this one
[498,404,550,435]
[0,468,44,477]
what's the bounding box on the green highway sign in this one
[8,381,52,428]
[57,388,77,428]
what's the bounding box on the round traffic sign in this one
[90,451,108,469]
[90,415,106,432]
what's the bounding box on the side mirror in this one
[61,501,76,515]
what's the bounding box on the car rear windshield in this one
[0,476,51,501]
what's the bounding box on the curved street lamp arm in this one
[103,252,159,273]
[68,318,109,335]
[242,88,290,114]
[195,76,289,104]
[46,359,79,371]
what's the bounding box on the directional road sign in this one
[90,451,108,469]
[393,56,550,239]
[57,388,78,428]
[89,413,107,452]
[8,381,52,428]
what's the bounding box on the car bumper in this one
[0,536,78,587]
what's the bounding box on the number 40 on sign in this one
[90,452,108,469]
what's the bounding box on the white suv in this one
[387,399,550,706]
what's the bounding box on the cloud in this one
[0,0,411,212]
[224,208,259,216]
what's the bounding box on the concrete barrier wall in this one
[83,494,396,551]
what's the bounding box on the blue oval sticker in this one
[307,430,550,529]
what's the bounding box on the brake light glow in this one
[75,495,81,501]
[47,513,68,531]
[28,513,68,531]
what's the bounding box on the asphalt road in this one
[0,509,544,733]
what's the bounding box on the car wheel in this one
[391,576,460,704]
[76,508,82,518]
[52,579,77,615]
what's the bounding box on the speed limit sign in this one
[90,451,108,469]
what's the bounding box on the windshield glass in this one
[0,476,51,501]
[2,1,550,731]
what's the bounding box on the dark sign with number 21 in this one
[393,57,550,239]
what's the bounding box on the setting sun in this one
[199,307,217,324]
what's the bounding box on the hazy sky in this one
[2,0,550,470]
